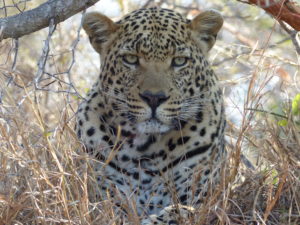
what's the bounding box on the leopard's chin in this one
[136,118,171,134]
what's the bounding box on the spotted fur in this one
[76,8,226,224]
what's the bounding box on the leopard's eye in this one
[171,57,189,67]
[122,54,139,65]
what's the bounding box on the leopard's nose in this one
[139,90,169,110]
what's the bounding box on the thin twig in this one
[12,0,27,13]
[65,11,85,102]
[245,108,288,119]
[11,38,18,71]
[6,38,19,87]
[34,18,56,88]
[2,0,7,17]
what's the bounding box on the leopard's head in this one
[83,8,223,134]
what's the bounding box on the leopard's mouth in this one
[136,118,171,134]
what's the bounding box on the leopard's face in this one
[83,8,223,134]
[102,27,201,134]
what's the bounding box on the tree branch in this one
[243,0,300,31]
[0,0,100,41]
[279,21,300,55]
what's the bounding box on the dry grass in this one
[0,1,300,225]
[0,74,299,225]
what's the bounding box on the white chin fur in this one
[137,119,170,134]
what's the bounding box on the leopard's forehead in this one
[118,8,188,24]
[116,8,191,59]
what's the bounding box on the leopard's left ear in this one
[189,10,223,53]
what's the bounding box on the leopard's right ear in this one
[83,12,119,53]
[189,10,223,53]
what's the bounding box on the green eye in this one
[171,57,189,67]
[122,54,139,65]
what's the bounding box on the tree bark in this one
[247,0,300,31]
[0,0,100,41]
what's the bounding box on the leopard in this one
[76,7,226,224]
